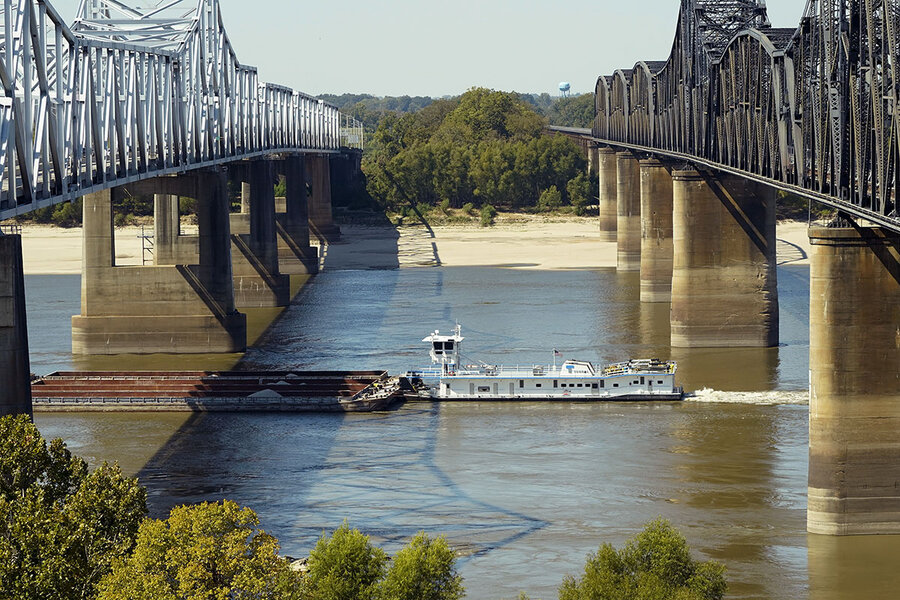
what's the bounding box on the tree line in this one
[0,414,727,600]
[361,87,595,217]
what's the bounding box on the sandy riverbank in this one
[16,217,813,275]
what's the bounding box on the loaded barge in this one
[31,370,404,412]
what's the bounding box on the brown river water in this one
[26,265,900,599]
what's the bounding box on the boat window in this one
[658,380,663,385]
[640,377,645,385]
[553,380,558,388]
[445,341,454,350]
[576,383,583,388]
[560,383,566,388]
[519,380,524,388]
[536,383,542,388]
[599,380,605,388]
[633,380,639,385]
[613,383,619,388]
[591,383,598,389]
[477,386,490,393]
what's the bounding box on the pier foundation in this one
[616,151,641,271]
[669,168,778,347]
[275,154,318,274]
[229,160,290,307]
[808,226,900,535]
[0,234,31,417]
[72,171,246,354]
[597,147,618,242]
[639,158,674,302]
[307,155,341,242]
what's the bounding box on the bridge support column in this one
[808,227,900,535]
[616,151,641,271]
[587,145,598,177]
[0,233,31,417]
[669,168,778,347]
[597,147,617,242]
[72,171,246,354]
[229,160,290,307]
[307,155,341,242]
[639,158,674,302]
[275,155,318,274]
[154,194,197,265]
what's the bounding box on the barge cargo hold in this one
[31,371,403,412]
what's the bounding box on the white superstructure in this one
[404,325,683,401]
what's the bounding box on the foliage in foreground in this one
[0,415,147,600]
[558,519,727,600]
[97,500,302,600]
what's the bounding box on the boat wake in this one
[685,388,809,406]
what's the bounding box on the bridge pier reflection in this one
[808,227,900,535]
[0,233,32,416]
[71,171,247,354]
[639,159,674,303]
[670,168,778,348]
[616,152,641,271]
[597,147,618,242]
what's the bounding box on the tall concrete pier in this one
[72,171,246,354]
[616,151,641,271]
[229,160,291,307]
[639,158,674,302]
[597,147,618,242]
[307,155,341,241]
[154,194,198,264]
[0,234,31,417]
[275,155,318,275]
[808,227,900,535]
[669,169,778,347]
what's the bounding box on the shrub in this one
[440,198,451,215]
[559,519,727,600]
[461,202,475,215]
[480,203,497,227]
[377,532,464,600]
[538,186,562,212]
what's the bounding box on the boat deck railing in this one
[407,360,676,379]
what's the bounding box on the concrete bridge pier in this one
[72,170,246,354]
[639,158,674,302]
[808,226,900,535]
[616,151,641,271]
[154,194,198,264]
[275,155,318,275]
[587,144,598,177]
[307,154,341,242]
[597,147,618,242]
[0,233,32,416]
[229,160,291,307]
[669,168,778,347]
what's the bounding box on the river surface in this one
[26,264,900,600]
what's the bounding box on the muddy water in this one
[28,265,900,599]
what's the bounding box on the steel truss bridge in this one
[575,0,900,234]
[0,0,363,223]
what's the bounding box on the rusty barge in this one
[31,370,405,413]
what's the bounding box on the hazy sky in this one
[57,0,810,97]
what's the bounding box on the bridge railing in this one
[590,0,900,233]
[0,0,357,223]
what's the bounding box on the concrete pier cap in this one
[808,225,900,535]
[669,167,778,348]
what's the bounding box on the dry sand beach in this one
[16,217,813,274]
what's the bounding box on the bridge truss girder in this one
[593,0,900,233]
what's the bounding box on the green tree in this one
[558,519,727,600]
[0,415,147,600]
[303,521,388,600]
[566,173,592,216]
[97,500,301,600]
[377,532,464,600]
[538,186,563,212]
[480,204,497,227]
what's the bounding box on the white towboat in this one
[404,325,683,401]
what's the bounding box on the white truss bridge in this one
[0,0,363,222]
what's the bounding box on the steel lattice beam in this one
[588,0,900,234]
[0,0,363,222]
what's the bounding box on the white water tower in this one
[559,82,571,97]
